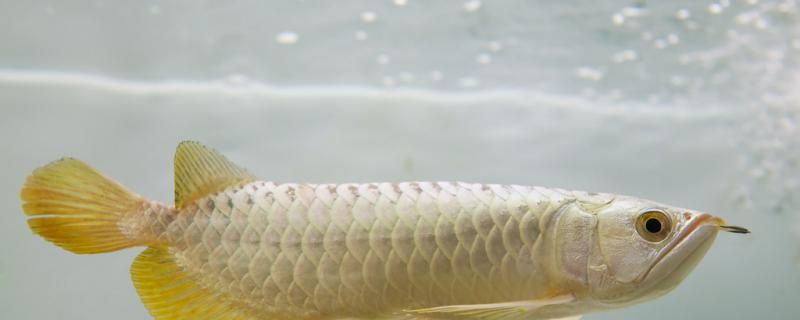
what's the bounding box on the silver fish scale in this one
[163,181,580,318]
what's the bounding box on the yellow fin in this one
[174,141,256,208]
[20,158,145,254]
[131,247,254,320]
[403,294,575,320]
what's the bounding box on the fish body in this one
[161,181,589,318]
[20,142,747,320]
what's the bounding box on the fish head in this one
[580,195,746,307]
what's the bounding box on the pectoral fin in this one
[403,294,575,320]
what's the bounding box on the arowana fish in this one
[20,141,749,320]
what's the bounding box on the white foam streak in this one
[0,69,728,118]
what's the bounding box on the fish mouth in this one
[636,213,746,296]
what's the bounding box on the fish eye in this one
[635,209,672,242]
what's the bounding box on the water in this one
[1,1,797,319]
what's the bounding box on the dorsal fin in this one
[173,141,256,208]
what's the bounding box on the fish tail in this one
[20,158,170,254]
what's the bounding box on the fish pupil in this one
[645,218,662,233]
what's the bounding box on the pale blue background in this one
[1,1,798,319]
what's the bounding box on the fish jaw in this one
[587,212,721,308]
[631,213,721,302]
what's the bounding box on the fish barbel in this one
[20,141,748,320]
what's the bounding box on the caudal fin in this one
[20,158,148,254]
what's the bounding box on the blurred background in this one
[0,1,797,319]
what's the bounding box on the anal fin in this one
[131,247,254,320]
[403,294,576,320]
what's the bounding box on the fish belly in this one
[163,181,574,318]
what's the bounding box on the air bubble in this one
[708,3,723,15]
[612,13,625,25]
[575,67,604,81]
[778,1,796,13]
[275,32,299,45]
[361,11,377,23]
[670,75,686,87]
[398,72,415,83]
[382,76,396,87]
[458,77,479,88]
[621,6,646,17]
[463,0,481,12]
[612,50,638,63]
[376,54,391,65]
[393,0,408,6]
[477,53,492,64]
[676,9,690,20]
[737,12,755,25]
[667,34,680,45]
